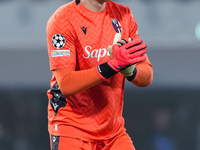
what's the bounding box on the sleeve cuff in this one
[126,67,138,81]
[97,62,118,80]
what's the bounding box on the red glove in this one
[108,38,147,72]
[97,38,147,80]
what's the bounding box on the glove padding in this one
[97,35,147,80]
[108,34,136,77]
[116,37,136,77]
[107,38,147,72]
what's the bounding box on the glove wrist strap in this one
[97,62,118,80]
[126,67,138,81]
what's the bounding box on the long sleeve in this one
[53,67,102,97]
[129,55,153,87]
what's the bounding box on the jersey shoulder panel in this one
[46,1,77,71]
[106,1,131,16]
[47,1,76,27]
[106,1,138,39]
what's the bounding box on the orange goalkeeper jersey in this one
[46,0,141,141]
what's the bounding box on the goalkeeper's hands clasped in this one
[97,34,147,80]
[108,35,137,77]
[107,38,147,72]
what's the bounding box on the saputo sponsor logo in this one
[83,46,110,62]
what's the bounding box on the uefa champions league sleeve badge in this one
[52,34,66,49]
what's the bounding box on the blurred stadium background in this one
[0,0,200,150]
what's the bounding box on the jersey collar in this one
[75,0,80,5]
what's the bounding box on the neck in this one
[80,0,106,12]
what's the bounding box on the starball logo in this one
[83,46,110,62]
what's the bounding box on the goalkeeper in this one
[46,0,153,150]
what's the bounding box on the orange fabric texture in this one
[46,0,153,142]
[53,67,102,96]
[132,54,153,86]
[50,130,135,150]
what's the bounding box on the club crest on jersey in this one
[52,34,66,49]
[111,19,122,33]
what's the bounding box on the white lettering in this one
[91,49,98,58]
[97,48,107,62]
[83,46,91,59]
[83,46,110,62]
